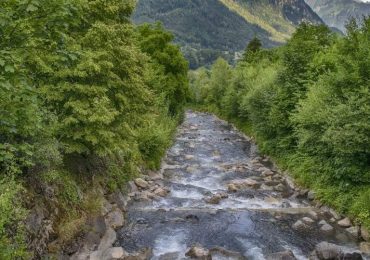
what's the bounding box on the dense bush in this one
[0,0,189,257]
[190,19,370,227]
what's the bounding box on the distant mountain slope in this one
[305,0,370,32]
[133,0,323,68]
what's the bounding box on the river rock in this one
[186,245,211,259]
[260,183,274,191]
[292,220,310,231]
[108,191,128,212]
[229,178,260,190]
[186,166,197,173]
[90,247,127,260]
[361,226,370,241]
[320,224,334,234]
[134,178,149,189]
[153,187,170,197]
[338,218,352,228]
[302,217,315,224]
[309,211,319,220]
[128,181,138,192]
[148,171,163,181]
[360,242,370,254]
[274,183,286,192]
[205,193,227,205]
[98,227,117,251]
[228,183,238,192]
[265,196,279,204]
[346,226,360,238]
[106,208,124,229]
[266,250,297,260]
[262,169,274,177]
[185,155,194,160]
[309,242,342,260]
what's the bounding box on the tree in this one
[207,58,232,109]
[268,23,334,150]
[42,0,152,156]
[136,23,189,116]
[243,36,262,63]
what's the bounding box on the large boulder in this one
[105,208,124,229]
[266,250,297,260]
[309,242,342,260]
[338,218,352,228]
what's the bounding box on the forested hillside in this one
[133,0,323,68]
[0,0,188,258]
[306,0,370,32]
[190,18,370,229]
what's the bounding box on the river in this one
[116,111,365,260]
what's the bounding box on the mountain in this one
[133,0,323,68]
[305,0,370,32]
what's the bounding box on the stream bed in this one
[116,111,366,260]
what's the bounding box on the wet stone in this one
[320,224,334,234]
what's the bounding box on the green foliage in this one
[138,115,176,170]
[242,37,262,63]
[207,58,232,109]
[0,0,189,255]
[0,177,28,259]
[190,19,370,228]
[137,23,189,116]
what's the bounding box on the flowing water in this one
[117,111,365,259]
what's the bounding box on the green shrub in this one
[0,177,28,259]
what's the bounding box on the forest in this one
[0,0,189,258]
[189,19,370,231]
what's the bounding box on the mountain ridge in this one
[305,0,370,32]
[133,0,323,68]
